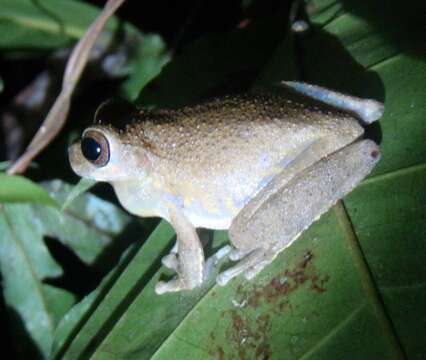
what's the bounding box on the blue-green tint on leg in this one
[282,81,384,124]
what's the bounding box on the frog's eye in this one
[81,130,110,167]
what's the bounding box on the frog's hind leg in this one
[216,139,380,286]
[282,81,384,124]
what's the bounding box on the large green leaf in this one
[0,180,138,358]
[0,0,127,49]
[0,0,168,99]
[54,0,426,358]
[0,173,57,206]
[0,0,137,48]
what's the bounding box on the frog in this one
[68,81,383,294]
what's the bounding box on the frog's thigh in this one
[218,140,380,286]
[155,207,205,294]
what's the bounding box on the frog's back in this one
[125,91,363,229]
[131,91,361,167]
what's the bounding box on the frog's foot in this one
[243,249,278,280]
[204,245,232,281]
[156,277,189,294]
[156,257,204,294]
[229,248,252,261]
[205,246,254,282]
[216,247,276,286]
[203,246,252,284]
[161,253,179,271]
[156,245,205,294]
[204,245,251,277]
[160,239,180,270]
[156,255,203,294]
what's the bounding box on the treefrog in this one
[68,82,383,294]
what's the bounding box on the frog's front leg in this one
[155,207,205,294]
[217,139,380,286]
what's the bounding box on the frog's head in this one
[69,100,152,182]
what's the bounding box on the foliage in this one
[0,0,425,359]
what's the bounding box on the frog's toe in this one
[217,263,253,286]
[162,253,179,270]
[229,248,252,261]
[155,278,186,294]
[216,249,263,286]
[244,249,278,280]
[204,245,232,281]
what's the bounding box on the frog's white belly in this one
[179,170,280,230]
[112,178,243,228]
[182,196,237,230]
[113,141,316,230]
[175,151,307,229]
[112,180,171,220]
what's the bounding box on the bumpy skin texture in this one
[69,84,383,294]
[113,91,363,229]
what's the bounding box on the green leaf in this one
[0,173,57,206]
[52,221,177,359]
[51,241,140,358]
[119,34,170,101]
[0,180,134,358]
[0,0,107,49]
[52,0,426,358]
[61,178,96,211]
[0,162,10,171]
[0,0,168,98]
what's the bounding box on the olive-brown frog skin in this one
[69,82,383,294]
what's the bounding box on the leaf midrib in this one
[334,201,406,359]
[361,162,426,187]
[311,6,408,357]
[0,13,86,39]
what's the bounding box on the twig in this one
[7,0,126,175]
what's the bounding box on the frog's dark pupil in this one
[81,137,101,161]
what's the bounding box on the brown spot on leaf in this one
[208,346,224,360]
[255,342,270,360]
[216,346,225,360]
[228,309,271,359]
[207,251,329,358]
[232,250,328,308]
